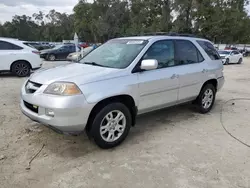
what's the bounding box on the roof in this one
[116,35,208,42]
[219,50,233,52]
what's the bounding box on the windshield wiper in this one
[83,62,111,68]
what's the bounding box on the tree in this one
[0,0,250,44]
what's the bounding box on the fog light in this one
[45,109,54,117]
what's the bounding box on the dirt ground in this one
[1,60,250,188]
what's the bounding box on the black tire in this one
[196,84,216,114]
[90,103,132,149]
[225,58,229,65]
[11,61,31,77]
[48,54,56,61]
[237,58,243,64]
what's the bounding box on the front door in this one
[0,40,20,70]
[137,40,179,114]
[231,51,240,63]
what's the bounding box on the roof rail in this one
[140,32,197,38]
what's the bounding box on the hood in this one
[29,63,125,85]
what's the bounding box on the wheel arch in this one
[85,94,137,133]
[200,79,218,92]
[10,60,32,71]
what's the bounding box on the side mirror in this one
[140,59,158,71]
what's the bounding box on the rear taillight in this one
[32,51,40,55]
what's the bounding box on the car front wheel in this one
[90,103,132,149]
[238,58,243,64]
[225,58,229,65]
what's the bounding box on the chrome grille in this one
[25,81,42,94]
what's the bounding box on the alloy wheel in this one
[202,88,214,109]
[14,63,29,76]
[100,110,126,142]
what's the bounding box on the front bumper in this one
[20,83,94,134]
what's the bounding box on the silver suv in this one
[20,35,224,148]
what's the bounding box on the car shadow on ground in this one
[24,102,202,159]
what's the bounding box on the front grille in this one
[25,81,42,94]
[23,101,38,113]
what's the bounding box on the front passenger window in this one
[143,40,175,69]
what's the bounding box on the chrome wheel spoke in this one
[116,125,124,133]
[100,125,109,135]
[115,112,124,122]
[106,112,113,121]
[107,132,115,142]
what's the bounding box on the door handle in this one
[171,74,179,79]
[202,69,207,73]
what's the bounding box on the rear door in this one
[57,46,69,59]
[0,40,23,71]
[231,51,241,63]
[196,40,224,80]
[174,40,206,103]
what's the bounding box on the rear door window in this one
[175,40,204,65]
[0,41,23,50]
[197,40,220,60]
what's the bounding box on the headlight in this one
[44,82,82,95]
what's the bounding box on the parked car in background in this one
[79,42,89,48]
[224,46,238,51]
[218,50,243,64]
[67,46,96,61]
[239,49,250,57]
[23,42,53,51]
[40,44,80,61]
[20,34,224,148]
[0,38,42,77]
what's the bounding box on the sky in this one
[0,0,78,23]
[0,0,250,23]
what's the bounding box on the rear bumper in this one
[217,76,225,91]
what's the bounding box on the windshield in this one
[23,42,36,49]
[53,45,64,49]
[79,39,148,69]
[218,50,231,55]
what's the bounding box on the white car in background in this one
[218,50,243,65]
[0,38,42,77]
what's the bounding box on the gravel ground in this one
[1,60,250,188]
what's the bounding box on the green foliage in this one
[0,0,250,43]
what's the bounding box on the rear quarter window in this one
[197,40,220,60]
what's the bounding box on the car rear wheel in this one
[225,58,229,65]
[237,58,243,64]
[48,54,56,61]
[90,103,132,149]
[11,61,31,77]
[196,84,216,114]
